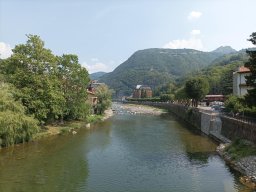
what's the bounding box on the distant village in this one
[118,65,252,105]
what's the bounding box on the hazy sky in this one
[0,0,255,73]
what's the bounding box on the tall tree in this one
[185,77,209,107]
[2,35,65,123]
[57,54,90,120]
[95,84,112,115]
[220,70,234,95]
[244,32,256,107]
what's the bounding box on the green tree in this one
[175,87,188,100]
[174,87,191,106]
[160,94,174,102]
[57,54,90,120]
[219,70,235,95]
[224,95,245,113]
[2,35,65,123]
[154,82,176,96]
[185,77,209,107]
[95,84,112,115]
[0,83,39,147]
[244,32,256,107]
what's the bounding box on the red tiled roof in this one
[238,66,250,73]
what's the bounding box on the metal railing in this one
[221,112,256,125]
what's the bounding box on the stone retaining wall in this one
[221,116,256,143]
[125,101,256,144]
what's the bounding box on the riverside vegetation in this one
[122,33,256,188]
[0,35,112,147]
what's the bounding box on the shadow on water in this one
[0,120,112,192]
[0,134,88,192]
[160,112,253,192]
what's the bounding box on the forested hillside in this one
[182,51,248,95]
[89,72,106,80]
[100,48,233,97]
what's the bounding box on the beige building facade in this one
[233,66,251,96]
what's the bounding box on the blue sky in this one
[0,0,255,73]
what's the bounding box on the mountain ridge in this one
[212,46,237,54]
[99,48,231,97]
[89,72,106,80]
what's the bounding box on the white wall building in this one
[233,66,251,96]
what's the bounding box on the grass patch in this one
[225,139,256,160]
[86,115,103,123]
[59,127,71,135]
[35,120,87,138]
[34,115,104,139]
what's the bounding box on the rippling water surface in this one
[0,104,252,192]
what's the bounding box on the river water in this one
[0,104,253,192]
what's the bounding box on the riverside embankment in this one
[124,101,229,142]
[125,101,256,144]
[124,101,256,185]
[35,109,114,139]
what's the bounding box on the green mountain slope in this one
[89,72,106,80]
[212,46,237,54]
[181,50,248,95]
[100,48,227,97]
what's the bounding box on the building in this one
[132,85,152,98]
[87,80,105,93]
[204,95,226,102]
[233,66,252,96]
[203,95,226,106]
[87,90,98,106]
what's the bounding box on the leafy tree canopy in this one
[245,32,256,107]
[57,54,90,120]
[95,84,112,115]
[1,35,90,123]
[0,83,39,147]
[185,77,209,106]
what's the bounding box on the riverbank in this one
[217,142,256,189]
[125,101,256,189]
[35,108,114,139]
[43,103,164,138]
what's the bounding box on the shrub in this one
[0,83,39,147]
[225,139,256,160]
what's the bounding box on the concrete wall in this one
[141,102,201,130]
[125,101,256,144]
[221,116,256,143]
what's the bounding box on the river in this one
[0,104,252,192]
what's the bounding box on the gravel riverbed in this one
[112,102,166,115]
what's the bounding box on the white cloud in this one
[82,62,108,74]
[82,58,115,74]
[0,42,12,59]
[188,11,202,20]
[191,29,201,36]
[163,38,203,50]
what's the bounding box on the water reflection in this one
[0,119,114,192]
[0,133,90,192]
[0,106,253,192]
